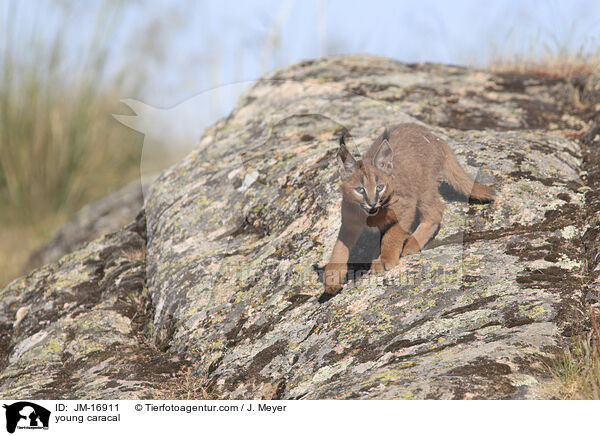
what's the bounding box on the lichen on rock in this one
[1,54,598,399]
[144,55,590,399]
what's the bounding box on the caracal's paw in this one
[370,258,384,273]
[324,283,342,295]
[401,236,421,256]
[371,255,398,272]
[323,265,345,295]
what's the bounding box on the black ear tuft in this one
[383,127,390,141]
[373,138,393,174]
[337,141,359,177]
[339,134,346,147]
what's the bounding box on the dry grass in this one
[486,44,600,78]
[542,311,600,399]
[0,2,144,287]
[0,87,142,286]
[159,365,214,400]
[123,248,147,263]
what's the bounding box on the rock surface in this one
[28,179,146,268]
[0,213,190,399]
[2,55,599,399]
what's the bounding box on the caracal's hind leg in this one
[402,192,443,256]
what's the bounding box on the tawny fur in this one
[323,123,494,295]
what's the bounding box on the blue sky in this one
[5,0,600,104]
[124,0,600,107]
[119,0,600,141]
[3,0,600,142]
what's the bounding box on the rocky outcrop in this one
[1,55,599,399]
[0,213,192,398]
[29,179,146,268]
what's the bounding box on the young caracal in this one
[323,123,495,297]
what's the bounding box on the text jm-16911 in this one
[67,404,119,412]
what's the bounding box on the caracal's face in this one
[341,162,393,216]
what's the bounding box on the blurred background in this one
[1,0,599,286]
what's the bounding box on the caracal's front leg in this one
[323,220,362,295]
[371,222,409,272]
[371,199,416,272]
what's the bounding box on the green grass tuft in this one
[0,1,143,286]
[543,311,600,399]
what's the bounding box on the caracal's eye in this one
[354,187,365,195]
[376,184,385,193]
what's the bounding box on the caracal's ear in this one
[373,128,393,174]
[336,135,359,178]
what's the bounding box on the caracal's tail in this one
[440,141,495,201]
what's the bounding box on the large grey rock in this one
[1,55,598,399]
[0,214,190,399]
[144,55,591,399]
